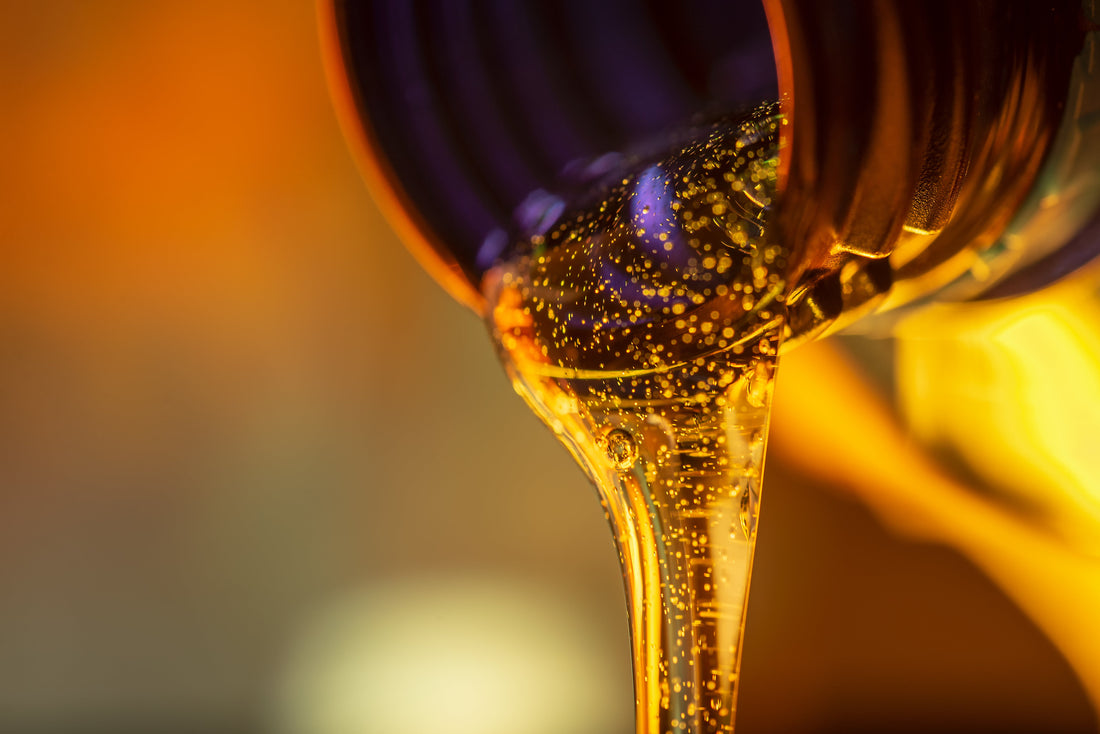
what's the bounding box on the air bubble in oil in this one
[604,428,639,470]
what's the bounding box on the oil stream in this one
[485,108,786,733]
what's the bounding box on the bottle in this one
[321,0,1097,322]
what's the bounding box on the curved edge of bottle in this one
[316,0,487,315]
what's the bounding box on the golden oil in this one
[484,107,784,734]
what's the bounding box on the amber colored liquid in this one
[485,108,787,733]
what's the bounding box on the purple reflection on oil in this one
[582,164,696,326]
[515,189,567,239]
[629,165,691,269]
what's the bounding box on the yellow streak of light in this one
[772,295,1100,712]
[896,279,1100,554]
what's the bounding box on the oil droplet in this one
[745,360,773,408]
[740,486,758,537]
[604,428,638,470]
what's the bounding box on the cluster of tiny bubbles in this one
[487,104,788,405]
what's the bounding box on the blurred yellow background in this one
[0,2,1094,732]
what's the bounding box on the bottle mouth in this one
[324,0,1094,316]
[322,0,776,309]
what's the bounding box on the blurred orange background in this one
[0,2,1094,732]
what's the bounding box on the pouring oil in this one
[484,107,787,733]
